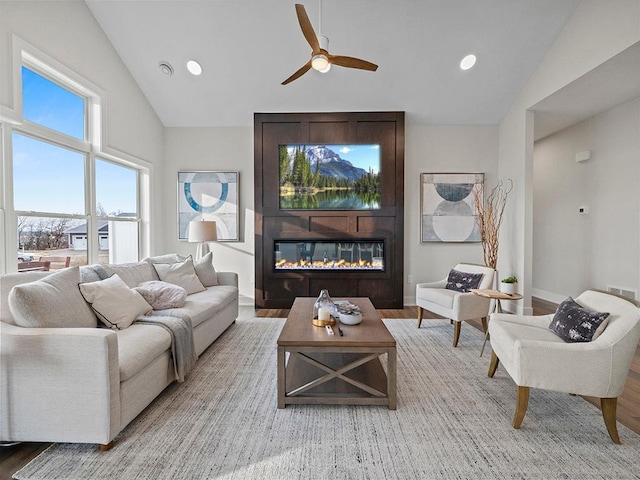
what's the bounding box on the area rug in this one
[14,318,640,479]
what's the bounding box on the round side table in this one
[470,289,523,356]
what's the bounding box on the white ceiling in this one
[532,42,640,140]
[85,0,581,128]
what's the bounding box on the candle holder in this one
[313,289,336,327]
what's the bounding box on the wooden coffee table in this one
[277,297,397,409]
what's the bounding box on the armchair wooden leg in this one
[488,350,499,377]
[417,307,423,328]
[601,397,621,444]
[99,441,114,451]
[513,386,529,429]
[452,321,461,347]
[481,317,488,333]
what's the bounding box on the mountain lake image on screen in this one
[278,144,381,210]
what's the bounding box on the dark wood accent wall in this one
[254,112,405,308]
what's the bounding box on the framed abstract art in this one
[178,171,239,241]
[420,173,483,243]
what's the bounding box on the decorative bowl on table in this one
[337,303,362,325]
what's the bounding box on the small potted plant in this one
[499,276,518,295]
[337,303,362,325]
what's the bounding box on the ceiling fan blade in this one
[328,54,378,72]
[282,61,313,85]
[295,4,321,54]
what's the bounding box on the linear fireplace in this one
[274,240,384,271]
[254,111,405,308]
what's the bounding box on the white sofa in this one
[0,255,238,449]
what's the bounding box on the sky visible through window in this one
[17,67,137,217]
[22,67,85,140]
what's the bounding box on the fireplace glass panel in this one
[274,240,384,271]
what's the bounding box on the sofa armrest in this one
[511,337,617,397]
[0,322,120,444]
[217,271,238,287]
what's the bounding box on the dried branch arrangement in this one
[473,179,513,269]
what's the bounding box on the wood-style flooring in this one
[2,299,639,478]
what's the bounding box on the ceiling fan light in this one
[311,54,330,72]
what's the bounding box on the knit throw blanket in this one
[135,313,198,382]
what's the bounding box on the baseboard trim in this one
[531,288,567,305]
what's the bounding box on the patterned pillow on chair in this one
[549,297,610,342]
[445,269,483,293]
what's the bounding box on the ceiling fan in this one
[282,3,378,85]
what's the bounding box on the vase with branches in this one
[473,179,513,269]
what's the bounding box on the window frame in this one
[1,38,150,271]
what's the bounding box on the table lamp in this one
[188,220,217,260]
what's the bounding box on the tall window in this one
[96,158,139,263]
[12,64,142,268]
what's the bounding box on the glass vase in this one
[313,289,336,327]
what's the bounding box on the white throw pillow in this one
[79,274,153,330]
[194,251,218,287]
[153,257,206,294]
[143,253,186,280]
[8,266,97,328]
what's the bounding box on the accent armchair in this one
[416,263,495,347]
[488,290,640,443]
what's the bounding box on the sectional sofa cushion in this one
[179,286,239,327]
[153,257,206,294]
[0,271,51,325]
[116,324,173,381]
[8,266,97,328]
[79,274,153,330]
[103,262,154,288]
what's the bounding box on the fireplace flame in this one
[275,257,383,270]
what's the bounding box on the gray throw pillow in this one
[549,297,610,342]
[8,266,97,328]
[445,269,483,293]
[194,251,218,287]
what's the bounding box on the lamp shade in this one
[188,220,218,243]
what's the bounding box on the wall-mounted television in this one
[279,144,381,210]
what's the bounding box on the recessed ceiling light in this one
[186,60,203,76]
[460,54,477,71]
[158,61,174,76]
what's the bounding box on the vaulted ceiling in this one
[86,0,581,127]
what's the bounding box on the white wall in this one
[163,127,255,305]
[533,98,640,303]
[404,125,499,304]
[497,0,640,313]
[0,0,165,259]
